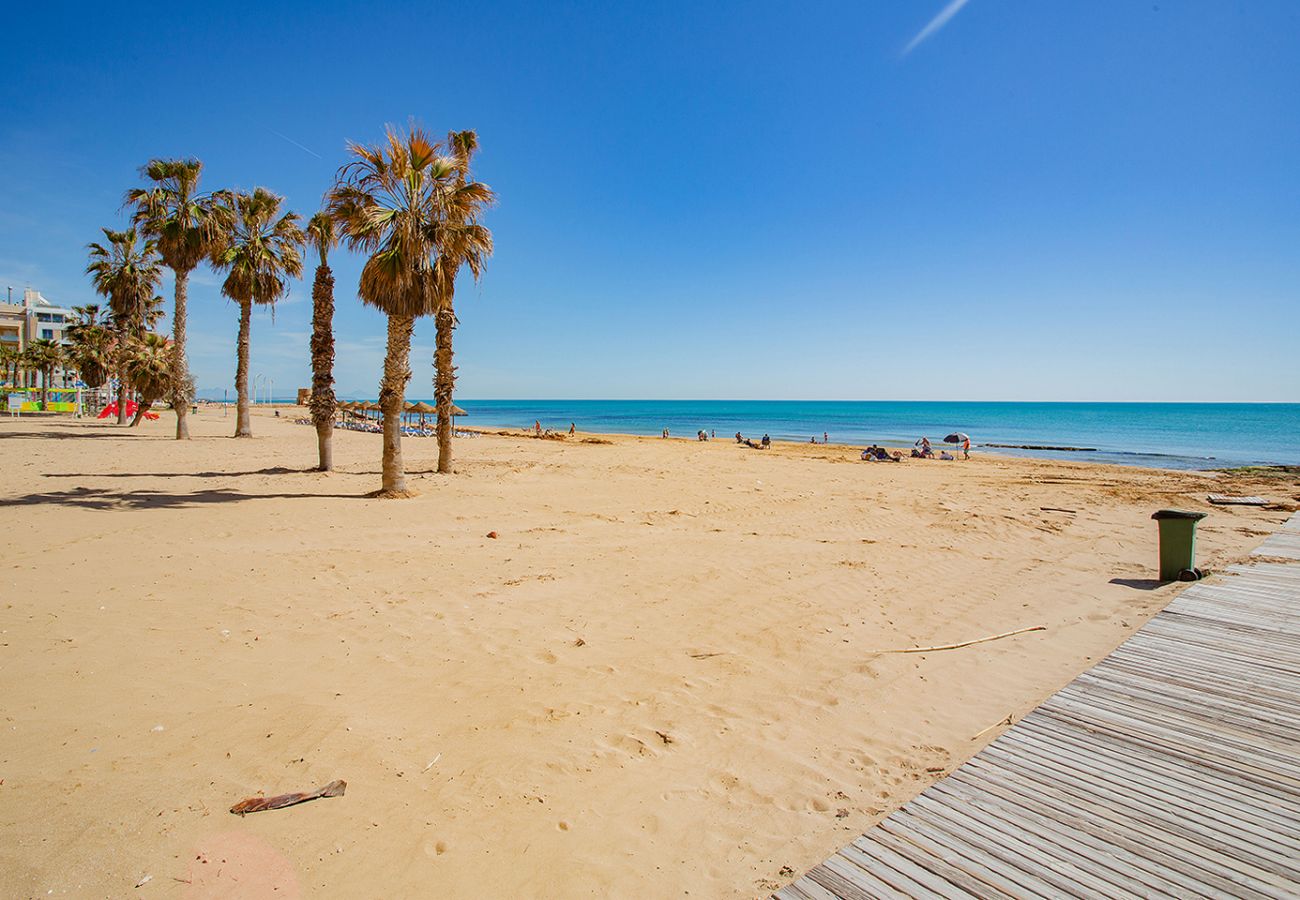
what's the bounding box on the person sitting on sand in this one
[761,434,771,449]
[745,438,760,449]
[735,432,743,443]
[939,450,954,460]
[862,444,899,462]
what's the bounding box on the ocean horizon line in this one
[246,397,1299,471]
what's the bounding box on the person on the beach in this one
[710,429,715,439]
[921,437,932,457]
[823,432,828,444]
[762,434,771,449]
[735,432,743,443]
[569,422,575,435]
[962,436,971,460]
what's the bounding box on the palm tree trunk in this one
[309,264,336,471]
[116,324,129,425]
[378,314,415,497]
[234,299,253,437]
[172,267,192,440]
[40,369,49,408]
[129,400,153,427]
[316,422,334,471]
[434,302,456,474]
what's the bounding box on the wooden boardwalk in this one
[777,513,1300,900]
[1254,511,1300,560]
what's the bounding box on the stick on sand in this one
[873,625,1046,654]
[230,779,347,816]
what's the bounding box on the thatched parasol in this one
[407,400,435,428]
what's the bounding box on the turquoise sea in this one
[410,400,1300,470]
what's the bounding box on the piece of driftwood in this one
[874,625,1046,654]
[230,779,346,816]
[972,714,1014,739]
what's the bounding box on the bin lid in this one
[1151,509,1207,521]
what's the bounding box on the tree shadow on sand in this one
[0,486,359,510]
[0,422,229,442]
[0,429,152,442]
[42,466,324,479]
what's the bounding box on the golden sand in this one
[0,410,1288,897]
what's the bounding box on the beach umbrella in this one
[409,400,435,428]
[944,432,969,444]
[449,403,468,434]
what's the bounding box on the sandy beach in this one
[0,409,1292,898]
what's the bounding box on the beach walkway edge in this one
[775,511,1300,900]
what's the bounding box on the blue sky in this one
[1,1,1296,401]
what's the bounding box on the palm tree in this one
[305,212,339,470]
[326,125,466,497]
[65,305,113,391]
[123,332,174,426]
[126,159,225,439]
[24,339,63,407]
[0,343,20,387]
[209,188,304,438]
[432,129,495,474]
[86,227,164,423]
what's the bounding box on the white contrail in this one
[902,0,972,56]
[268,128,322,159]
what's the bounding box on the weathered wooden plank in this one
[859,826,1011,898]
[813,853,909,900]
[961,755,1293,898]
[1093,655,1300,723]
[977,740,1300,883]
[1252,531,1300,559]
[901,793,1122,899]
[1054,678,1300,751]
[875,810,1061,899]
[775,877,843,900]
[1012,712,1300,826]
[1000,723,1300,858]
[839,839,975,899]
[927,778,1185,898]
[934,769,1220,899]
[1075,665,1300,734]
[1033,704,1300,802]
[871,818,1036,898]
[1040,691,1300,784]
[773,537,1300,900]
[951,759,1283,900]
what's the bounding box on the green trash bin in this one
[1151,509,1207,582]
